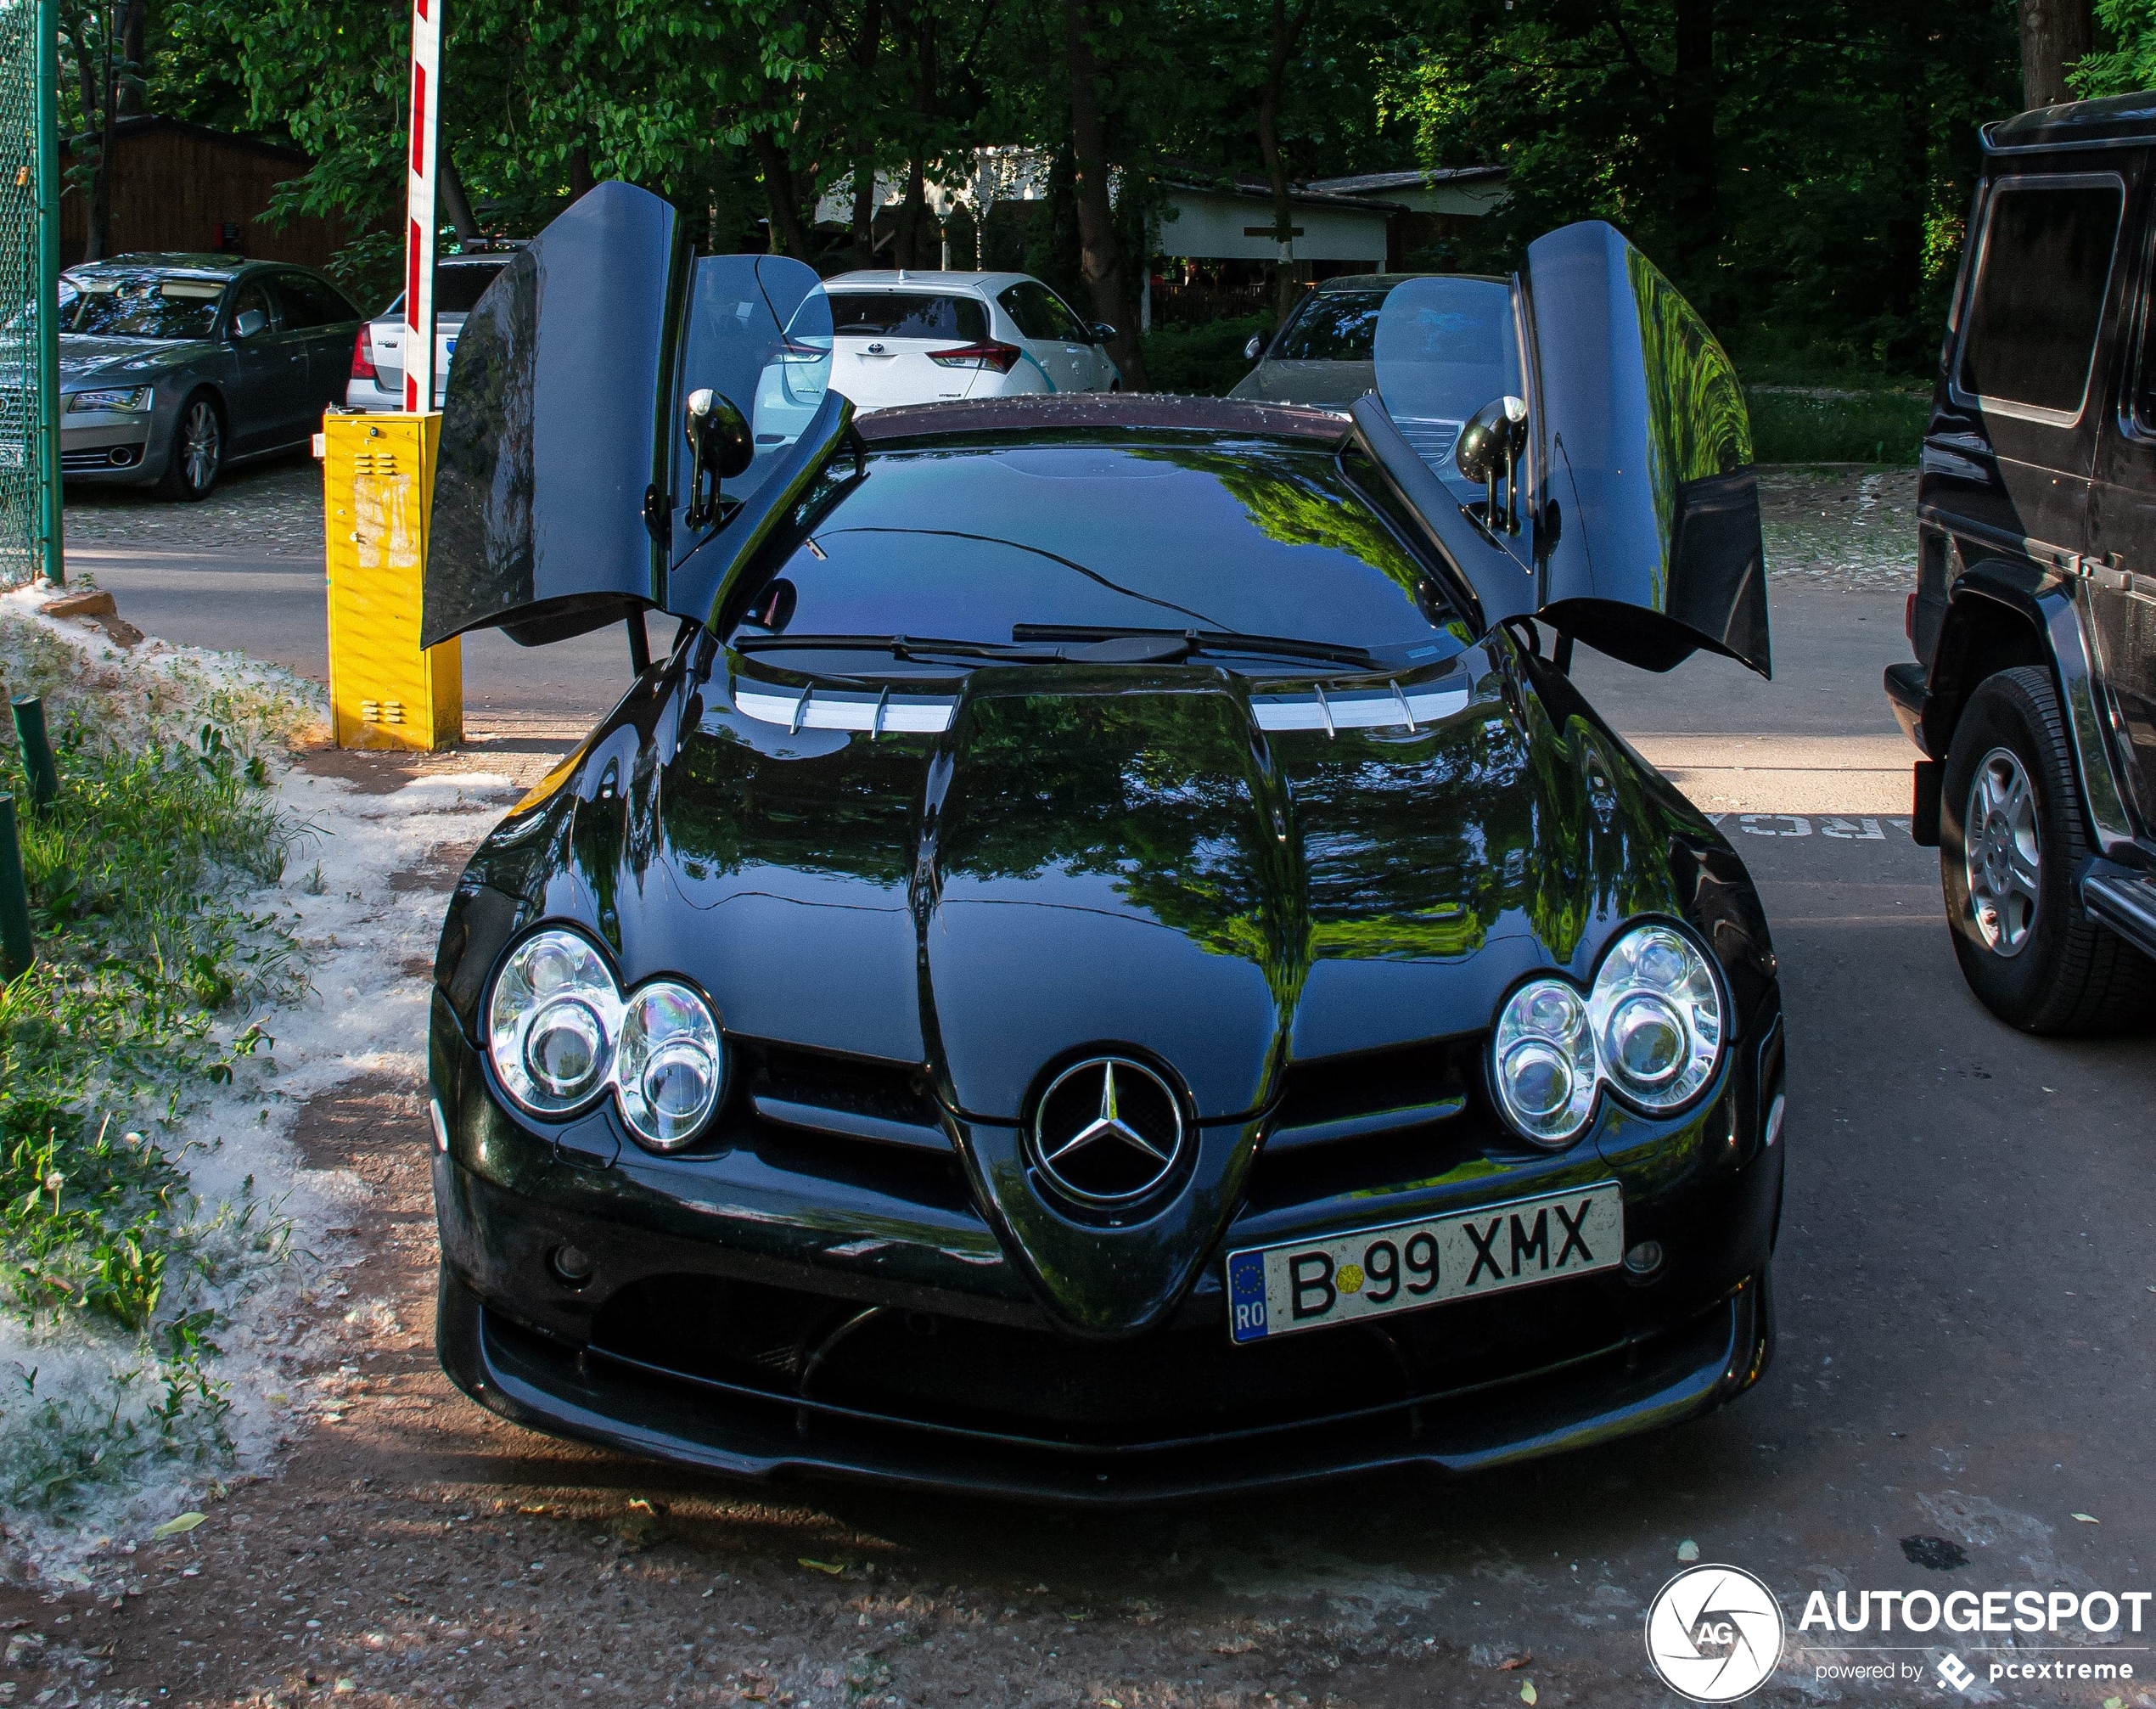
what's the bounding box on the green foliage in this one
[0,621,306,1514]
[1745,387,1929,465]
[2071,2,2156,97]
[1139,315,1272,396]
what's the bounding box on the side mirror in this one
[683,386,753,529]
[1455,395,1530,534]
[1244,333,1265,363]
[1089,322,1116,344]
[231,307,267,340]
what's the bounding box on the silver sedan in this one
[56,254,362,500]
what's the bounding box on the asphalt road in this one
[65,477,2156,1707]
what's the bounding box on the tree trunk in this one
[897,159,927,267]
[851,163,878,268]
[89,14,115,261]
[1670,0,1715,290]
[1063,0,1146,387]
[1256,0,1317,325]
[566,145,597,200]
[115,0,145,116]
[2019,0,2093,108]
[752,128,814,260]
[438,151,480,242]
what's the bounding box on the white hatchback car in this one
[344,251,517,413]
[820,271,1120,413]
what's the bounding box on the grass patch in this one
[1139,314,1272,397]
[0,609,310,1516]
[1746,386,1930,466]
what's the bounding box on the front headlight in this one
[66,386,152,413]
[615,982,723,1150]
[483,928,727,1147]
[487,930,620,1115]
[1490,919,1725,1147]
[1587,923,1721,1110]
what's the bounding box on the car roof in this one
[1311,271,1508,291]
[65,253,255,282]
[823,270,1030,295]
[853,391,1350,447]
[1985,91,2156,154]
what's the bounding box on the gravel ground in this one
[63,457,326,558]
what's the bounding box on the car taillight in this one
[929,341,1021,374]
[351,323,377,380]
[1905,591,1917,642]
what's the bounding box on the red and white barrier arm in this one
[403,0,442,412]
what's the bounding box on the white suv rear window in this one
[830,293,989,342]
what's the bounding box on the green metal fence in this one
[0,0,59,592]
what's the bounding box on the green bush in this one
[1746,386,1930,465]
[0,627,306,1512]
[1138,314,1272,397]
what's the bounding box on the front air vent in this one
[738,1039,952,1154]
[1266,1036,1476,1152]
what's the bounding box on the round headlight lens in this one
[1491,976,1598,1146]
[615,981,724,1149]
[1589,922,1722,1110]
[487,930,619,1114]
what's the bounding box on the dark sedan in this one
[419,184,1784,1499]
[55,254,361,499]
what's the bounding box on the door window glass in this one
[229,278,281,334]
[278,271,358,328]
[998,282,1079,341]
[1957,179,2122,418]
[829,292,990,341]
[1273,290,1389,361]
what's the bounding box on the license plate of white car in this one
[1224,1183,1625,1344]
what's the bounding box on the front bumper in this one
[437,1251,1771,1501]
[59,413,153,480]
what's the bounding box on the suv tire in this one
[1940,666,2156,1032]
[156,391,223,501]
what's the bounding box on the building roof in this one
[1302,166,1507,196]
[59,114,308,164]
[1158,171,1406,215]
[1984,91,2156,154]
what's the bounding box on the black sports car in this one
[420,183,1785,1499]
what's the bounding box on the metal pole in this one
[33,0,64,587]
[402,0,441,412]
[9,696,57,807]
[0,794,33,981]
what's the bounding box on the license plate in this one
[1225,1183,1625,1344]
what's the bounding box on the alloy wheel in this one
[1963,745,2041,956]
[179,401,220,492]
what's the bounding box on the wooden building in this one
[59,116,352,271]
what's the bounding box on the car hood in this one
[58,335,204,385]
[1227,357,1375,408]
[480,637,1749,1334]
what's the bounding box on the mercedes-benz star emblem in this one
[1031,1057,1185,1204]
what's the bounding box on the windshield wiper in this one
[733,632,1061,663]
[1009,624,1380,671]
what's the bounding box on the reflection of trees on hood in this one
[657,642,1674,1006]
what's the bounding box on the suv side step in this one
[2080,861,2156,961]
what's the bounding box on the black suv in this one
[1888,93,2156,1033]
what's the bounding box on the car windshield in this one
[61,273,225,340]
[732,441,1466,674]
[828,292,990,342]
[1272,290,1389,362]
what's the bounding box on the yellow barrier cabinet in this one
[321,412,462,750]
